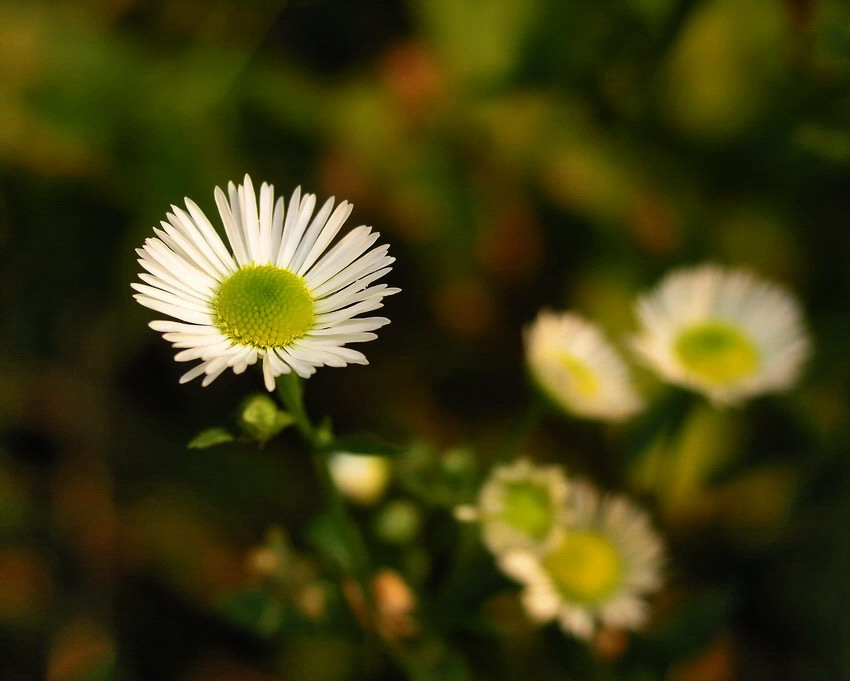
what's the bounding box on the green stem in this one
[276,374,424,678]
[496,393,546,462]
[276,373,372,598]
[622,387,695,465]
[276,372,314,442]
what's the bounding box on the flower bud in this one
[374,500,422,544]
[329,453,391,505]
[239,394,293,444]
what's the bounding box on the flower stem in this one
[622,387,695,465]
[276,372,314,443]
[496,393,546,462]
[276,373,372,598]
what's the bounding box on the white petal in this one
[134,295,213,325]
[215,185,250,266]
[238,175,262,262]
[294,201,353,276]
[288,197,336,274]
[304,226,379,289]
[183,198,237,270]
[258,182,275,264]
[262,355,275,391]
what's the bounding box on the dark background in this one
[1,0,849,679]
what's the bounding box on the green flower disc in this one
[674,322,758,385]
[214,265,314,349]
[499,481,554,541]
[543,530,624,604]
[560,354,599,396]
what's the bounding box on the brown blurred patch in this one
[182,654,275,681]
[373,568,419,639]
[433,276,495,338]
[712,467,797,545]
[628,191,681,255]
[380,41,447,115]
[482,591,537,643]
[593,625,630,661]
[0,546,55,621]
[386,182,442,243]
[476,200,541,281]
[669,632,735,681]
[47,618,114,681]
[245,528,328,623]
[0,5,47,88]
[343,568,418,640]
[120,494,245,602]
[318,149,376,208]
[52,468,118,577]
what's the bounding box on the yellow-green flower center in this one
[543,530,624,604]
[674,322,759,385]
[498,481,554,541]
[559,354,599,397]
[213,265,314,349]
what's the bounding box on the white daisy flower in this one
[132,175,400,391]
[499,481,664,640]
[524,311,644,421]
[631,264,810,404]
[455,459,571,554]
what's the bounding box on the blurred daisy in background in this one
[524,311,644,421]
[631,264,810,404]
[133,175,399,390]
[499,480,664,640]
[455,459,571,554]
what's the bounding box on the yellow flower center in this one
[498,481,554,541]
[674,322,759,385]
[214,265,314,349]
[543,530,624,604]
[559,354,599,396]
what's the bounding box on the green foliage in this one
[326,433,405,457]
[187,426,235,449]
[1,0,849,679]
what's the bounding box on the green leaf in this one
[327,433,404,457]
[307,511,355,574]
[187,427,235,449]
[217,588,285,637]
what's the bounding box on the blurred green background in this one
[1,0,849,679]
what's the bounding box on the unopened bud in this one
[239,394,293,444]
[329,453,390,505]
[374,500,422,544]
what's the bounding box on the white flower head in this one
[499,481,665,640]
[631,264,810,404]
[456,459,571,554]
[524,311,644,421]
[133,176,400,390]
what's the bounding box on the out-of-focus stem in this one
[496,393,545,462]
[276,373,372,600]
[275,374,425,678]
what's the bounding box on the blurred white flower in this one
[329,452,391,505]
[499,481,664,640]
[632,264,810,404]
[524,311,643,420]
[455,459,571,554]
[133,175,399,390]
